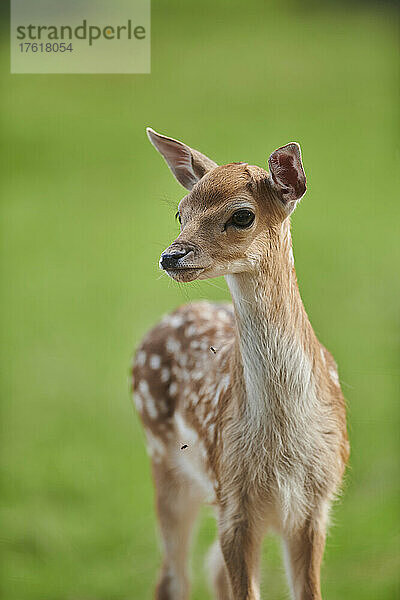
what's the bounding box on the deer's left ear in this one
[268,143,306,214]
[146,127,217,191]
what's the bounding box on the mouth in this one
[162,266,205,282]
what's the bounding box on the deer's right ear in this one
[146,127,217,191]
[268,143,306,214]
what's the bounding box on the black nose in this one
[160,250,189,270]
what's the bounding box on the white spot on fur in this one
[138,380,158,419]
[134,393,143,413]
[149,354,161,369]
[181,370,190,382]
[185,324,197,337]
[178,353,188,367]
[169,382,178,396]
[136,350,146,366]
[160,367,170,383]
[191,393,200,407]
[166,337,181,354]
[217,310,231,323]
[168,314,184,328]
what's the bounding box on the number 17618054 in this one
[19,42,73,52]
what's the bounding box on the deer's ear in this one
[268,143,306,214]
[146,127,217,191]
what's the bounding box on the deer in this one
[132,128,349,600]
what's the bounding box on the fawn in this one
[132,128,349,600]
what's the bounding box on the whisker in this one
[202,278,229,294]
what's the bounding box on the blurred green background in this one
[1,1,399,598]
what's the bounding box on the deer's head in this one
[147,128,306,283]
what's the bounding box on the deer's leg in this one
[217,502,263,600]
[282,514,327,600]
[206,539,233,600]
[152,459,202,600]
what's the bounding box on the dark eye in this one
[230,209,255,229]
[175,211,182,225]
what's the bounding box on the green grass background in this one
[1,1,399,598]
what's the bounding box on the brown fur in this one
[132,130,349,599]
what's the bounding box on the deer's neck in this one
[225,227,318,427]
